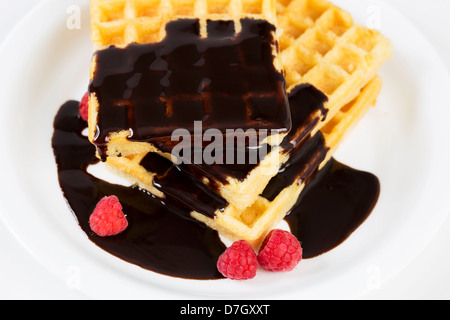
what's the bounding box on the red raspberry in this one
[217,240,258,280]
[89,196,128,237]
[257,229,302,272]
[79,92,89,121]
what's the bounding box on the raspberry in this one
[257,229,302,272]
[217,240,258,280]
[89,196,128,237]
[79,92,89,121]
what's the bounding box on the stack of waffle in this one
[87,0,392,248]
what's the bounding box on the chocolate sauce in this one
[180,84,328,184]
[153,83,328,186]
[90,19,291,152]
[175,143,273,184]
[285,158,380,259]
[281,84,328,150]
[262,83,329,198]
[261,132,328,202]
[52,101,226,279]
[140,153,229,218]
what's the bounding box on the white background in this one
[0,0,449,299]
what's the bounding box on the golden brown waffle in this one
[278,0,392,121]
[107,76,382,248]
[89,0,392,212]
[88,0,286,160]
[90,0,278,50]
[88,0,392,157]
[194,0,391,211]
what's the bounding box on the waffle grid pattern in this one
[91,0,277,49]
[277,0,392,118]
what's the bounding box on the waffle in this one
[87,0,392,212]
[107,76,382,248]
[90,0,278,50]
[195,76,382,247]
[88,0,288,160]
[106,82,328,212]
[189,0,392,211]
[86,0,392,210]
[277,0,392,121]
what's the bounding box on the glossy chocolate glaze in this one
[90,19,291,153]
[281,83,328,150]
[152,83,328,186]
[140,152,229,218]
[261,132,328,202]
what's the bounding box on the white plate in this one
[0,0,449,300]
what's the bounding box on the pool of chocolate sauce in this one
[285,158,380,259]
[52,101,226,280]
[52,101,380,279]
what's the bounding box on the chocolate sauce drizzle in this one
[52,101,380,278]
[281,83,328,150]
[137,83,329,217]
[144,83,329,189]
[90,18,291,154]
[140,152,228,218]
[261,132,328,202]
